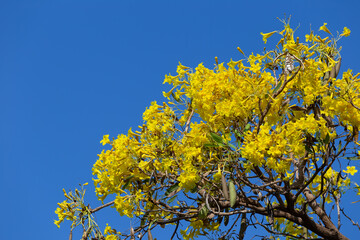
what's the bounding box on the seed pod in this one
[329,64,337,79]
[199,205,208,219]
[224,214,229,226]
[217,215,223,225]
[221,174,229,200]
[229,180,237,208]
[323,71,330,83]
[223,208,229,226]
[335,58,342,77]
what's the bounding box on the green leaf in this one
[244,123,251,132]
[167,195,177,203]
[324,133,330,144]
[203,143,219,148]
[190,185,198,193]
[122,175,134,190]
[273,80,282,93]
[198,205,208,220]
[305,145,313,153]
[224,214,229,226]
[337,140,342,153]
[210,132,224,144]
[165,183,180,196]
[345,156,360,161]
[234,129,243,138]
[228,143,237,149]
[315,131,320,142]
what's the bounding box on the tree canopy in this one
[55,20,360,240]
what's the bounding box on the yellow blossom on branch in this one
[343,166,358,176]
[100,134,110,146]
[56,20,360,240]
[319,23,332,35]
[260,31,277,44]
[340,27,351,37]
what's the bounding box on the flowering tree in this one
[55,20,360,240]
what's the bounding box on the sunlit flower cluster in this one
[56,21,360,240]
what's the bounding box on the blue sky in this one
[1,1,360,239]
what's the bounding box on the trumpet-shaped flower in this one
[340,27,351,37]
[260,31,277,44]
[319,23,332,35]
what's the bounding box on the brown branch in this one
[349,99,360,111]
[170,220,179,240]
[302,188,350,240]
[256,61,303,133]
[69,229,73,240]
[184,108,194,133]
[90,200,115,214]
[335,193,341,229]
[303,188,335,229]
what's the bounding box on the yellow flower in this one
[54,219,62,228]
[343,166,358,176]
[355,183,360,196]
[105,235,118,240]
[104,224,112,235]
[319,23,332,35]
[104,223,118,235]
[340,27,351,37]
[260,31,277,44]
[100,135,110,146]
[305,31,314,42]
[213,165,222,182]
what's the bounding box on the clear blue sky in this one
[1,1,360,239]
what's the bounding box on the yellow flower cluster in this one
[322,69,360,126]
[241,114,334,174]
[103,223,121,240]
[54,200,78,228]
[54,186,87,228]
[57,22,360,239]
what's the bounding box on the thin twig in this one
[81,226,92,240]
[90,200,115,213]
[219,213,241,239]
[170,220,179,240]
[184,109,194,133]
[341,208,360,231]
[349,99,360,111]
[334,193,341,229]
